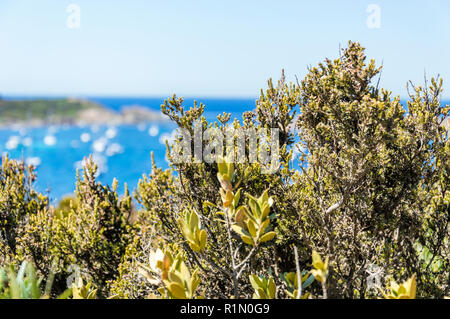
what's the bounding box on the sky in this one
[0,0,449,99]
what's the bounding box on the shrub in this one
[0,41,448,299]
[15,156,135,297]
[112,41,449,299]
[0,156,48,266]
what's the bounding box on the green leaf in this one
[168,272,184,286]
[231,224,246,236]
[260,204,270,220]
[259,231,276,243]
[232,189,241,208]
[247,219,257,238]
[312,250,324,270]
[259,190,269,206]
[241,235,254,246]
[301,274,315,289]
[199,229,207,250]
[168,282,187,299]
[258,219,270,236]
[217,162,227,176]
[189,211,199,232]
[256,287,266,299]
[249,275,260,290]
[268,278,276,299]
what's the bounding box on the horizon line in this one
[2,93,450,102]
[1,93,260,100]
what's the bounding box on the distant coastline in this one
[0,97,169,128]
[0,96,447,129]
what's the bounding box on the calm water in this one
[0,97,255,203]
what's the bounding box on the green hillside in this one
[0,98,101,123]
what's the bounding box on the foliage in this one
[178,210,207,252]
[310,251,329,298]
[280,270,314,299]
[249,274,276,299]
[0,156,48,265]
[71,277,98,299]
[310,251,329,284]
[10,156,135,297]
[0,261,71,299]
[380,274,417,299]
[113,41,448,299]
[0,41,448,299]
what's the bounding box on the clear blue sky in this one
[0,0,449,98]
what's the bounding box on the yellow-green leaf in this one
[259,231,276,243]
[247,219,257,238]
[168,282,187,299]
[189,242,201,252]
[258,219,270,236]
[312,250,324,270]
[231,224,245,236]
[168,272,183,286]
[249,274,260,290]
[199,229,207,250]
[256,287,266,299]
[241,235,254,246]
[268,278,276,299]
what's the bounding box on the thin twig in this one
[224,206,238,298]
[294,246,302,299]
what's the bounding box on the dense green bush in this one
[0,41,448,299]
[111,42,449,299]
[7,156,135,297]
[0,156,49,266]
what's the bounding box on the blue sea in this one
[0,97,256,204]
